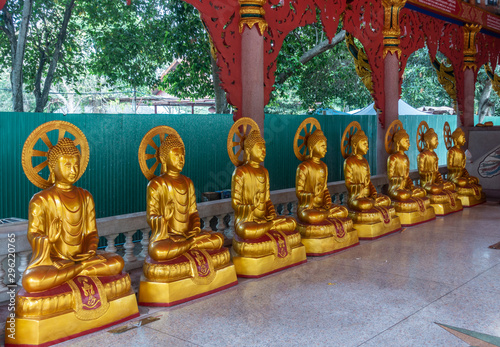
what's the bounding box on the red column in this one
[241,26,265,133]
[377,52,400,174]
[462,69,475,129]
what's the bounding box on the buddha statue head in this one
[393,129,410,153]
[159,134,185,174]
[243,130,266,164]
[47,138,81,186]
[307,129,327,159]
[351,130,369,156]
[423,128,438,150]
[451,127,466,147]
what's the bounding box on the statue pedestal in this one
[457,194,486,207]
[138,264,237,306]
[5,273,139,347]
[297,220,359,256]
[431,200,463,216]
[396,207,436,227]
[231,245,307,278]
[349,211,402,240]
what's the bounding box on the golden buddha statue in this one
[228,118,306,277]
[444,124,486,207]
[294,118,358,255]
[416,121,462,215]
[385,120,435,226]
[342,121,401,239]
[7,121,139,347]
[137,126,237,306]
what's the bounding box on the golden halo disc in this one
[416,120,429,153]
[227,118,260,167]
[21,121,89,189]
[341,121,362,159]
[293,117,322,161]
[138,126,183,181]
[443,122,452,150]
[385,120,404,154]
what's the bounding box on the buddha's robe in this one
[23,186,123,293]
[296,160,348,224]
[344,156,391,211]
[387,152,426,201]
[146,174,223,261]
[417,149,455,194]
[232,164,296,239]
[447,147,480,186]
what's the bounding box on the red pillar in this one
[462,69,475,129]
[241,26,265,133]
[377,52,400,174]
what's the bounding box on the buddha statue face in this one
[47,138,81,186]
[452,128,466,147]
[159,135,185,174]
[307,130,327,159]
[394,130,410,152]
[424,130,438,150]
[351,131,369,156]
[244,130,266,164]
[53,155,80,185]
[166,147,185,173]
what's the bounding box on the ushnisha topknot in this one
[423,128,437,147]
[451,127,465,142]
[159,134,185,162]
[243,129,265,151]
[393,129,409,149]
[47,138,80,169]
[306,129,327,153]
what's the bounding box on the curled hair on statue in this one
[47,138,80,184]
[243,130,265,161]
[306,129,327,158]
[159,134,184,160]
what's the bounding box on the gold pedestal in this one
[457,193,486,207]
[231,244,307,278]
[5,291,139,347]
[354,216,402,240]
[138,265,238,306]
[396,206,436,227]
[431,198,463,216]
[298,222,359,256]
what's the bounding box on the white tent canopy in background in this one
[353,99,429,116]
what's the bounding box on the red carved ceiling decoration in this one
[182,0,499,125]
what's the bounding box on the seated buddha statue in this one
[385,120,435,226]
[446,127,485,206]
[417,122,462,215]
[342,121,401,239]
[138,127,237,306]
[228,118,306,277]
[7,121,139,347]
[294,118,358,255]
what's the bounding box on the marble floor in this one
[14,202,500,346]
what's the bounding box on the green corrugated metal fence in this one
[1,112,454,220]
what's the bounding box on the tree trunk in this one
[276,30,346,86]
[478,78,493,124]
[34,0,75,112]
[1,1,34,112]
[210,55,229,114]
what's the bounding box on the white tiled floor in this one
[21,202,500,346]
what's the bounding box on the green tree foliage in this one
[401,47,454,108]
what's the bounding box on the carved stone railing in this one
[0,167,447,304]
